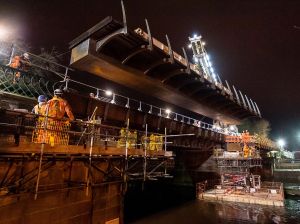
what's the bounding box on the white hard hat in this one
[23,53,29,59]
[54,89,63,96]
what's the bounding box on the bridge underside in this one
[69,17,259,125]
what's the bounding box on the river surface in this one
[125,183,300,224]
[130,197,300,224]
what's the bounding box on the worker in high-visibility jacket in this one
[32,95,48,144]
[42,89,74,146]
[149,134,156,151]
[32,95,47,115]
[9,53,30,83]
[46,89,74,121]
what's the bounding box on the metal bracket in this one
[145,19,153,50]
[121,0,128,34]
[165,35,174,64]
[182,47,191,74]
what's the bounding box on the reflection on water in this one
[131,197,300,224]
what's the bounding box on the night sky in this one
[1,0,300,149]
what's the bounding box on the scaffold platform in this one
[198,182,284,207]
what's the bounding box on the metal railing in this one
[198,180,284,199]
[0,63,239,137]
[274,159,300,170]
[213,149,261,159]
[0,43,241,136]
[0,111,174,151]
[0,110,177,199]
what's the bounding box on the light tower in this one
[188,34,217,82]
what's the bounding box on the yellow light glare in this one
[0,25,9,40]
[105,90,113,96]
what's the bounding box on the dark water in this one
[125,183,300,224]
[131,197,300,224]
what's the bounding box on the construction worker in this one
[32,95,47,115]
[9,53,31,83]
[46,89,74,121]
[39,89,74,146]
[32,95,47,144]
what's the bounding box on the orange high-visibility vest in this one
[33,103,47,115]
[46,96,74,121]
[9,56,21,69]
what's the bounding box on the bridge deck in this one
[69,17,259,124]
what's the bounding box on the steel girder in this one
[69,17,260,124]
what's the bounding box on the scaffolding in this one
[214,131,262,189]
[0,108,179,199]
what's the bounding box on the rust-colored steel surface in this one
[0,108,175,224]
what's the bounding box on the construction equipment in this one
[225,131,256,158]
[213,131,262,190]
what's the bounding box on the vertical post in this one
[148,105,152,114]
[182,47,191,74]
[254,102,262,117]
[111,94,116,104]
[8,44,15,65]
[86,107,98,196]
[125,118,129,159]
[143,124,148,190]
[244,94,253,112]
[34,105,49,200]
[64,67,69,81]
[86,115,95,196]
[123,118,130,193]
[164,127,167,175]
[121,0,128,34]
[145,19,153,50]
[225,80,232,94]
[124,118,130,182]
[239,90,247,109]
[165,34,174,64]
[216,74,223,85]
[232,85,241,104]
[125,98,130,108]
[164,127,167,152]
[250,98,257,115]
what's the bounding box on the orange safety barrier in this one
[225,135,241,143]
[32,117,71,146]
[241,132,252,143]
[225,132,254,144]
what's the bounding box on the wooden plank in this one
[0,142,171,157]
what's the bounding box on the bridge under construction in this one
[0,4,277,224]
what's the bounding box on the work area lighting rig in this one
[188,35,219,83]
